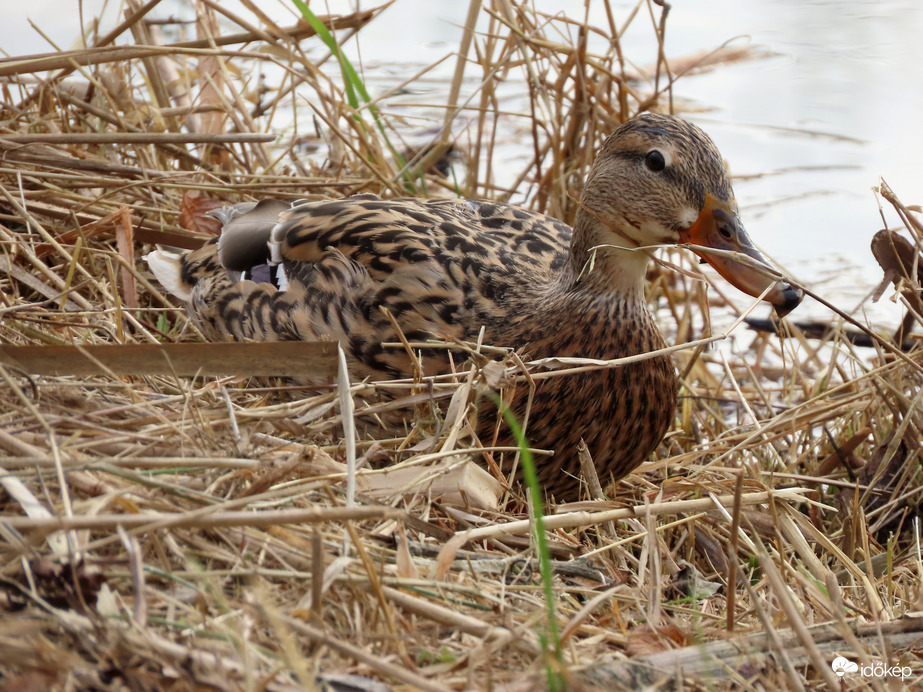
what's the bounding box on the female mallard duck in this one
[148,113,802,500]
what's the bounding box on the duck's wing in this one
[272,195,572,342]
[147,195,572,376]
[273,196,571,284]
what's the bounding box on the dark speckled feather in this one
[147,113,801,500]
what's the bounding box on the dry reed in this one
[1,1,922,690]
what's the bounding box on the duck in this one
[146,113,802,501]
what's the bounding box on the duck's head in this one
[578,112,802,317]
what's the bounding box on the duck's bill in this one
[679,194,803,317]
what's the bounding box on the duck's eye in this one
[645,150,666,172]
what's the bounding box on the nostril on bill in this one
[713,208,737,241]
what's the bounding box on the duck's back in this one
[278,196,572,286]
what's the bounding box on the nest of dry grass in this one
[1,2,922,690]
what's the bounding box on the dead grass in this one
[1,1,922,690]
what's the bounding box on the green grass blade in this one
[289,0,421,193]
[491,393,565,690]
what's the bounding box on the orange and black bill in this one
[679,194,803,317]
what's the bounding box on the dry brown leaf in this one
[178,190,225,236]
[625,623,694,658]
[816,426,872,476]
[871,229,923,287]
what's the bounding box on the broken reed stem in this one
[0,8,382,77]
[726,469,744,632]
[2,133,275,144]
[0,506,405,532]
[442,488,814,546]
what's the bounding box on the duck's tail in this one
[145,246,193,301]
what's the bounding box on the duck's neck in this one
[560,208,653,303]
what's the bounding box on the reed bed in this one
[1,1,922,690]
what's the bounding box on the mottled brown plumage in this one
[147,113,802,500]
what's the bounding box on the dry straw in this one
[1,1,922,689]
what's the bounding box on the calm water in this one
[4,0,922,325]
